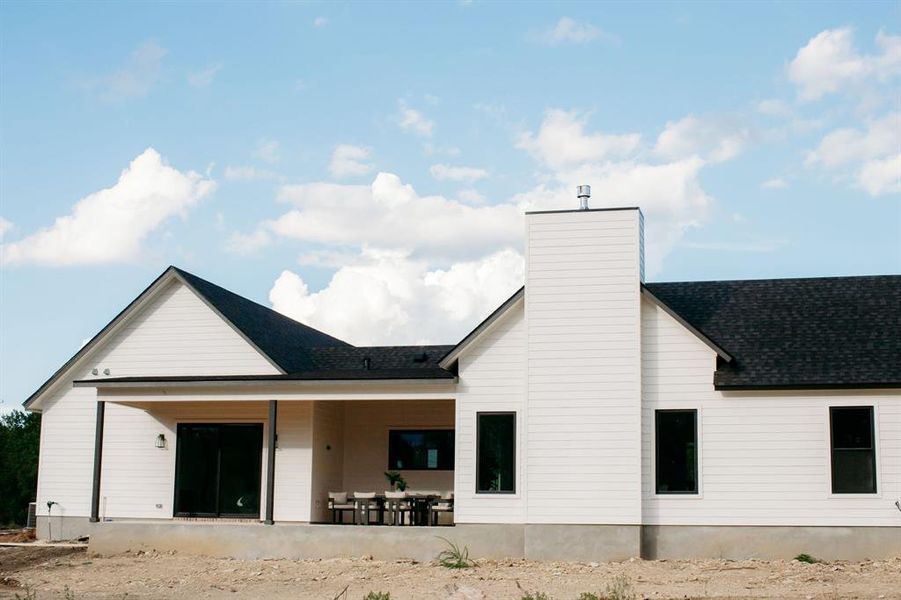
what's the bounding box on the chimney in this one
[523,198,644,525]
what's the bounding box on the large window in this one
[388,430,454,470]
[477,412,516,494]
[655,409,698,494]
[830,406,877,494]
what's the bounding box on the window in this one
[388,430,454,470]
[830,406,877,494]
[477,412,515,493]
[655,409,698,494]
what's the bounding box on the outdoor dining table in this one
[349,492,441,526]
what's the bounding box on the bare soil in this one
[0,546,898,599]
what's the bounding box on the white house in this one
[24,202,901,561]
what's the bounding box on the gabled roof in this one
[25,267,456,409]
[645,275,901,390]
[439,287,524,369]
[172,267,349,372]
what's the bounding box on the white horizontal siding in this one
[641,298,901,527]
[35,279,281,520]
[526,209,643,525]
[454,302,526,524]
[310,400,345,523]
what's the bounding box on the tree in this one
[0,410,41,526]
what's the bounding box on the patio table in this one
[349,492,441,526]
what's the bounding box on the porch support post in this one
[265,399,277,525]
[89,400,106,523]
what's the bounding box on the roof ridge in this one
[646,273,901,286]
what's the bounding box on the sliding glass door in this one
[174,423,263,518]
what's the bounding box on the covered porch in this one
[81,378,456,528]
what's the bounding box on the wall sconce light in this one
[155,434,167,449]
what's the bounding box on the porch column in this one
[265,399,277,525]
[89,400,105,523]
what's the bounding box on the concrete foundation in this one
[36,515,94,542]
[85,521,901,562]
[642,525,901,561]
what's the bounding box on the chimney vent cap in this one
[577,184,591,210]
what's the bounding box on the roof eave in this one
[640,284,734,363]
[438,287,525,369]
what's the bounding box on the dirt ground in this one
[0,545,899,599]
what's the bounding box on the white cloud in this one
[0,217,12,239]
[253,139,280,164]
[429,164,489,182]
[654,115,749,163]
[225,229,272,255]
[761,177,788,190]
[85,40,167,101]
[516,109,641,169]
[269,173,521,261]
[187,62,223,88]
[788,28,901,101]
[806,112,900,197]
[858,153,901,196]
[536,17,612,46]
[1,148,215,267]
[457,189,485,204]
[329,144,374,178]
[269,247,524,345]
[313,16,329,28]
[224,166,281,181]
[397,100,434,137]
[756,99,793,118]
[806,112,900,168]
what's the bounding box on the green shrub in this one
[520,593,551,600]
[363,593,390,600]
[435,536,475,569]
[577,594,600,600]
[794,553,820,564]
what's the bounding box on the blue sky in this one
[1,1,899,412]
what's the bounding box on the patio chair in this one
[429,491,454,526]
[384,490,412,526]
[328,492,354,524]
[353,492,380,525]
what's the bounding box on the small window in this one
[477,412,515,493]
[830,406,877,494]
[388,430,454,470]
[655,409,698,494]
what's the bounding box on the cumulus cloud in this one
[83,40,167,101]
[806,112,900,196]
[187,62,223,88]
[253,139,280,164]
[329,144,374,178]
[0,217,12,239]
[429,164,489,182]
[269,247,524,345]
[397,100,434,137]
[1,148,215,266]
[269,173,521,260]
[788,28,901,101]
[516,109,641,169]
[535,17,613,46]
[654,115,749,163]
[313,16,329,28]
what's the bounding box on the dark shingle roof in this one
[175,268,455,380]
[174,267,350,372]
[645,275,901,389]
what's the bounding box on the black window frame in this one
[654,408,699,495]
[829,406,878,495]
[386,428,455,471]
[476,411,516,495]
